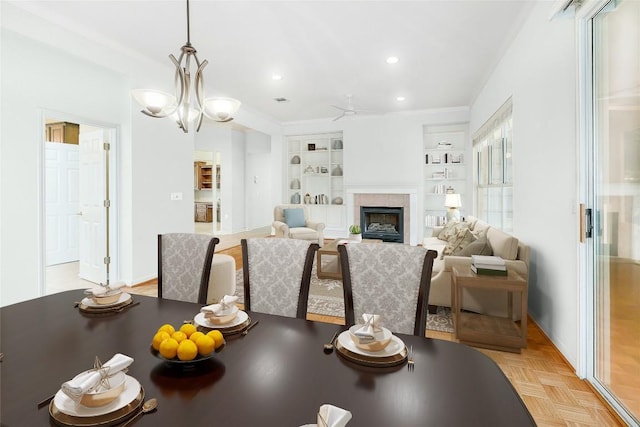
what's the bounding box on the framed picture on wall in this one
[307,143,316,151]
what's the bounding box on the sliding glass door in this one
[589,0,639,423]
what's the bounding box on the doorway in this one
[194,150,222,234]
[43,116,118,295]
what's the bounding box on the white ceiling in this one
[8,0,536,123]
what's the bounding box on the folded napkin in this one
[354,313,381,342]
[317,404,352,427]
[86,282,125,296]
[61,353,133,402]
[201,295,239,317]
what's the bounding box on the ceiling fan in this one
[331,95,368,121]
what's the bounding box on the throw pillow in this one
[283,208,305,228]
[438,221,469,242]
[457,237,493,257]
[442,229,476,258]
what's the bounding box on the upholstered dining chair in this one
[338,243,438,336]
[158,233,219,304]
[241,238,319,319]
[272,204,325,246]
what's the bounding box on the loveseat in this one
[423,216,529,319]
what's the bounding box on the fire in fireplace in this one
[360,206,404,243]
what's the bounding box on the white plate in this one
[194,310,248,329]
[54,375,141,417]
[81,293,131,308]
[337,330,405,358]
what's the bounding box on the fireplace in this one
[360,206,404,243]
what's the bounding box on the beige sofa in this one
[423,216,529,319]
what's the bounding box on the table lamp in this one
[444,193,462,223]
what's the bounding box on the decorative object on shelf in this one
[131,0,240,133]
[320,166,328,174]
[437,141,452,149]
[304,165,314,174]
[444,192,462,223]
[290,178,300,190]
[304,193,311,204]
[333,139,343,149]
[348,224,362,242]
[332,197,343,205]
[332,165,343,176]
[308,143,316,151]
[291,155,300,164]
[290,192,301,204]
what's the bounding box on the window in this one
[473,99,513,232]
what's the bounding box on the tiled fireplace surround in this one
[346,187,418,246]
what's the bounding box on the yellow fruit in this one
[177,339,198,361]
[179,323,197,338]
[158,324,175,335]
[159,338,179,359]
[189,331,205,343]
[152,331,170,351]
[207,330,224,349]
[171,331,187,343]
[195,335,215,356]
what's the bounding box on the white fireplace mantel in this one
[345,186,418,245]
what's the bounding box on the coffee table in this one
[316,238,382,279]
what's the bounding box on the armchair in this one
[272,204,325,246]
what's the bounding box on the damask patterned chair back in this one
[338,243,437,336]
[241,238,319,319]
[158,233,219,304]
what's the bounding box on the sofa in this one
[423,216,530,319]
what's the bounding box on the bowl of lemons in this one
[150,323,225,366]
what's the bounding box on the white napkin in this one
[317,404,352,427]
[201,295,239,317]
[86,283,125,296]
[354,313,381,342]
[61,353,133,402]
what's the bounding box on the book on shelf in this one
[471,255,505,266]
[471,265,508,276]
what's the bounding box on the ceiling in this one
[8,0,535,123]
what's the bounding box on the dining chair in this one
[241,238,319,319]
[157,233,219,304]
[338,242,438,336]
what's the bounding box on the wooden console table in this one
[451,266,528,353]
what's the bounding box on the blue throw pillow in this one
[283,208,305,228]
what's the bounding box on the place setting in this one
[193,295,254,336]
[46,353,153,426]
[333,313,408,368]
[76,283,138,316]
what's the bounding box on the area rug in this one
[233,268,454,333]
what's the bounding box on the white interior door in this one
[45,142,80,265]
[78,130,106,284]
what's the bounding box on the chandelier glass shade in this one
[132,0,240,133]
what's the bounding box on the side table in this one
[451,266,528,353]
[317,239,383,280]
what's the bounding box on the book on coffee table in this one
[471,264,508,276]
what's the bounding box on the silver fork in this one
[407,345,414,371]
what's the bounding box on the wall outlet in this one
[170,192,183,201]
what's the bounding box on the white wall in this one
[245,131,273,230]
[469,2,578,365]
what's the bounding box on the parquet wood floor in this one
[127,244,625,426]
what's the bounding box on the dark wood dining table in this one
[0,290,535,426]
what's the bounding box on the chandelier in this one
[132,0,241,133]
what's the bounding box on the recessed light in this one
[386,56,399,64]
[272,74,283,81]
[396,96,406,102]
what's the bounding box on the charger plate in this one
[335,332,407,367]
[78,298,133,314]
[194,312,251,336]
[50,382,144,427]
[80,293,132,309]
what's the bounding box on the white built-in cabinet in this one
[423,125,469,230]
[287,132,345,232]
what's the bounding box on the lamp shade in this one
[131,89,176,115]
[203,97,242,122]
[444,193,462,208]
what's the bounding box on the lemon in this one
[152,331,170,351]
[157,323,175,335]
[189,331,205,343]
[177,339,198,361]
[171,331,187,343]
[195,335,215,356]
[207,330,224,349]
[159,338,179,359]
[179,323,197,338]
